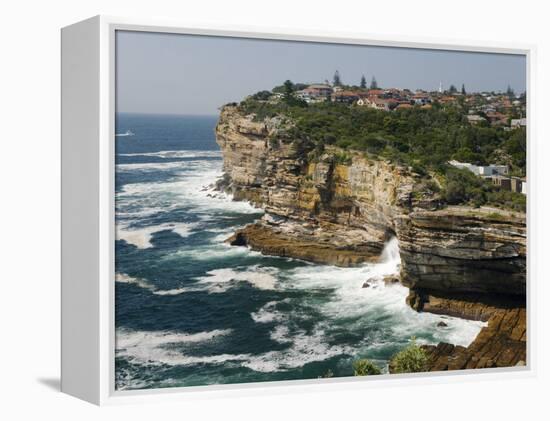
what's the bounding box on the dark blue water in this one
[114,113,484,390]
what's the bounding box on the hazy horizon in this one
[116,31,527,115]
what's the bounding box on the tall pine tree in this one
[360,74,367,89]
[461,84,466,95]
[282,80,294,103]
[370,76,378,89]
[333,70,342,86]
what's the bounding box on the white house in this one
[449,160,509,176]
[448,160,479,174]
[466,115,486,125]
[511,118,527,128]
[478,164,509,176]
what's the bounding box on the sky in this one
[116,30,527,116]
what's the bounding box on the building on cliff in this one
[449,160,509,177]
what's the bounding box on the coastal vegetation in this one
[353,359,382,376]
[390,338,429,374]
[237,84,526,211]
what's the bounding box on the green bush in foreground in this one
[391,338,429,373]
[318,369,334,379]
[353,359,382,376]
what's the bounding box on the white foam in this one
[119,150,222,159]
[116,272,201,296]
[153,288,192,296]
[116,159,262,219]
[270,325,292,343]
[280,238,484,348]
[197,266,279,291]
[242,326,354,372]
[116,222,197,249]
[115,273,155,291]
[167,243,254,262]
[116,325,352,373]
[251,301,287,323]
[116,329,235,366]
[116,161,190,171]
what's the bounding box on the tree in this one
[506,84,515,97]
[360,74,367,89]
[251,90,272,101]
[280,79,307,108]
[333,70,342,86]
[370,76,378,89]
[449,84,458,94]
[282,79,294,103]
[461,84,466,95]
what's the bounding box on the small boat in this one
[115,130,135,137]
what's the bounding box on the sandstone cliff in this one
[216,105,527,302]
[216,104,528,370]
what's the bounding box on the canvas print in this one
[114,31,527,391]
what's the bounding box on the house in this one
[412,93,430,105]
[384,88,402,98]
[296,84,334,103]
[367,89,384,97]
[510,177,523,193]
[478,164,509,176]
[449,160,509,177]
[356,97,371,106]
[356,96,395,111]
[467,115,487,125]
[491,175,512,191]
[449,160,479,174]
[511,118,527,129]
[486,111,508,127]
[439,95,457,104]
[306,84,333,97]
[331,90,360,104]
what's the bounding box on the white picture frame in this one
[61,15,535,405]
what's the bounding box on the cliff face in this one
[216,105,527,300]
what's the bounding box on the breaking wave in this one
[118,150,222,159]
[116,326,353,374]
[116,222,198,249]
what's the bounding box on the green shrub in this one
[333,151,352,165]
[251,90,272,101]
[233,92,526,211]
[318,369,334,379]
[353,359,382,376]
[391,338,428,373]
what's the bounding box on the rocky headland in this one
[215,104,527,371]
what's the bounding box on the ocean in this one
[114,113,485,390]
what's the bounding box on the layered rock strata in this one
[410,293,527,371]
[215,105,527,369]
[215,105,527,298]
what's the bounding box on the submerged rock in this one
[383,274,400,286]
